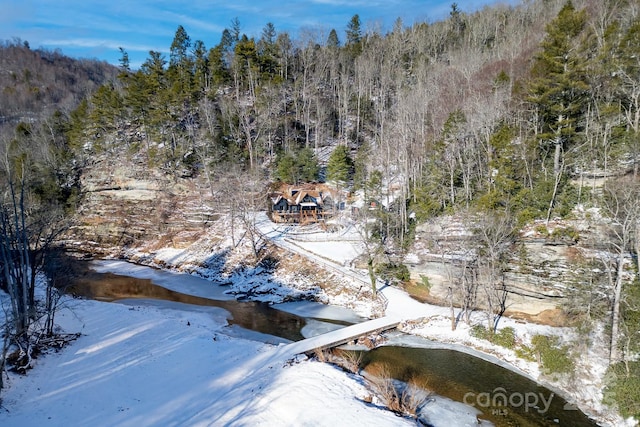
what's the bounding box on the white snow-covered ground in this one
[256,214,636,427]
[0,296,418,427]
[0,261,489,427]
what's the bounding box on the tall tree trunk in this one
[636,222,640,276]
[610,256,625,363]
[367,258,377,298]
[447,286,456,331]
[546,158,564,224]
[553,135,562,176]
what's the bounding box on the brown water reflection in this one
[360,346,599,427]
[67,265,598,427]
[68,271,306,341]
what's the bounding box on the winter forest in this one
[1,0,640,422]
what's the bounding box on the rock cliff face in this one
[406,214,620,320]
[68,151,625,322]
[65,151,384,317]
[69,151,217,255]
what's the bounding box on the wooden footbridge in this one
[281,315,402,357]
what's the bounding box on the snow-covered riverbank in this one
[2,256,505,427]
[0,293,417,427]
[0,260,607,426]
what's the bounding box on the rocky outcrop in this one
[67,149,628,322]
[68,151,217,255]
[405,214,620,318]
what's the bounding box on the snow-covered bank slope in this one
[0,297,412,427]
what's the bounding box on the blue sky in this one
[1,0,517,68]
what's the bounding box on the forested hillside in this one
[0,40,118,131]
[1,0,640,420]
[63,0,639,228]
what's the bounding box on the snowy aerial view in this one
[2,0,640,426]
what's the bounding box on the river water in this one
[68,261,599,427]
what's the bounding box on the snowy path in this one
[256,212,452,323]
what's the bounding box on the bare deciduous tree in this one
[472,211,515,332]
[0,122,75,389]
[234,168,268,260]
[599,180,640,363]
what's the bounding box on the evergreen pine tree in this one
[298,147,319,182]
[168,25,193,98]
[327,29,340,49]
[528,1,589,175]
[274,147,319,184]
[346,14,362,55]
[257,22,279,78]
[527,0,590,221]
[326,145,353,186]
[192,40,208,97]
[275,152,297,183]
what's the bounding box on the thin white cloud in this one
[41,38,166,54]
[163,13,226,34]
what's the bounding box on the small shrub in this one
[333,349,363,374]
[531,334,574,374]
[400,381,431,418]
[516,207,540,226]
[493,327,516,349]
[419,275,432,291]
[515,345,536,362]
[258,254,279,272]
[369,370,401,412]
[366,367,431,419]
[470,325,516,349]
[534,224,549,236]
[470,324,491,341]
[313,348,330,363]
[555,183,580,218]
[550,226,579,243]
[395,264,411,282]
[604,361,640,420]
[147,145,159,167]
[376,262,410,283]
[127,141,141,155]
